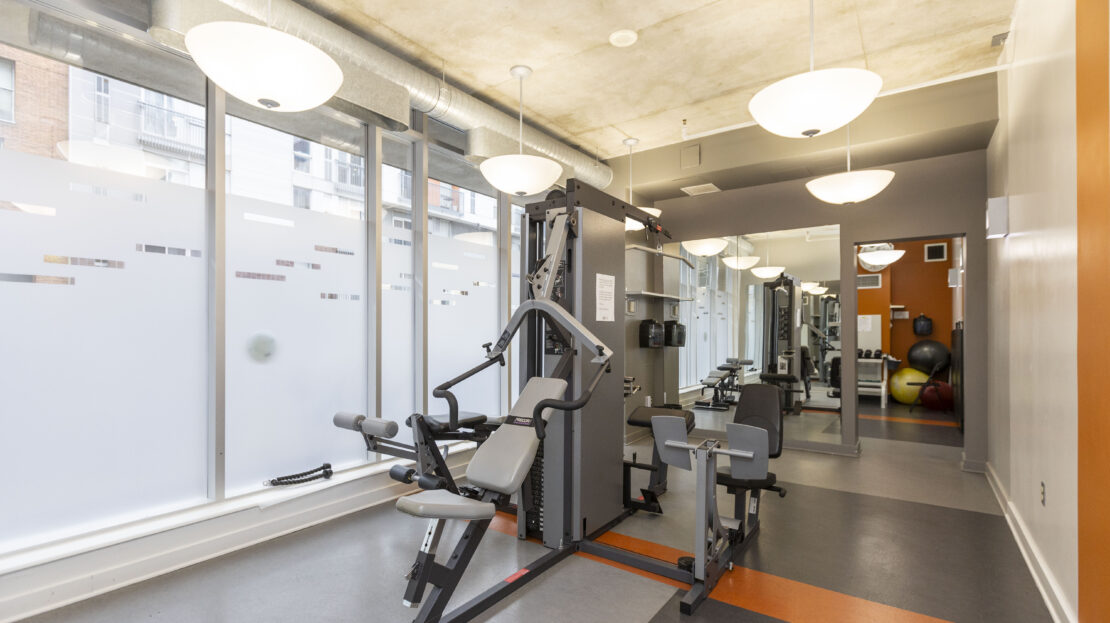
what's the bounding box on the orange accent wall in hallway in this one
[1077,0,1110,619]
[856,263,891,353]
[888,239,955,369]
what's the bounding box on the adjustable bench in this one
[624,405,695,513]
[694,371,729,410]
[395,376,569,621]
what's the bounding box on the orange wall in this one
[1077,0,1110,619]
[888,240,955,369]
[856,264,891,353]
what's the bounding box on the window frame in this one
[0,56,14,123]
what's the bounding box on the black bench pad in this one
[407,412,488,434]
[627,406,695,432]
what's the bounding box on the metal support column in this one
[412,113,430,414]
[366,125,384,441]
[497,191,512,416]
[204,79,226,500]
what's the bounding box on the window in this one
[0,55,208,550]
[94,75,110,124]
[381,134,415,426]
[225,115,368,497]
[293,185,311,210]
[427,144,500,417]
[293,139,311,173]
[0,57,12,123]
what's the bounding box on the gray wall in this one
[656,150,988,467]
[623,232,681,437]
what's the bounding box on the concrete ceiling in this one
[296,0,1012,160]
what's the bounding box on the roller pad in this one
[360,417,399,439]
[333,411,366,431]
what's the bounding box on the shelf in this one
[625,290,692,301]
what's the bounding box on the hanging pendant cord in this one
[809,0,815,72]
[846,124,852,172]
[628,144,633,202]
[518,76,524,155]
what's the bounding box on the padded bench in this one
[628,406,695,432]
[396,377,568,521]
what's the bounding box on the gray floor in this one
[25,434,1038,623]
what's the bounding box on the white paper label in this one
[596,273,615,322]
[749,497,759,514]
[858,315,873,332]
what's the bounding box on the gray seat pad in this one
[396,489,496,520]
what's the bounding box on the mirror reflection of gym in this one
[675,227,843,447]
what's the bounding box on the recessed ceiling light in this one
[609,29,638,47]
[680,183,720,196]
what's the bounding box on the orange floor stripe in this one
[489,514,948,622]
[709,567,949,623]
[859,413,960,428]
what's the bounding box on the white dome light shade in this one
[749,68,883,139]
[185,22,343,113]
[479,154,563,197]
[681,238,729,257]
[624,207,662,231]
[806,169,895,204]
[800,281,819,292]
[809,286,829,295]
[722,255,761,270]
[750,266,785,279]
[857,248,905,266]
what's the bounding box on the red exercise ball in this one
[921,381,954,411]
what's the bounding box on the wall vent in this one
[857,273,882,289]
[925,242,948,262]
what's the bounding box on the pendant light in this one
[185,1,343,113]
[750,236,785,279]
[682,238,729,257]
[857,243,905,268]
[722,255,761,270]
[479,66,563,196]
[749,0,882,139]
[622,137,663,231]
[810,284,829,295]
[800,281,819,292]
[806,125,895,204]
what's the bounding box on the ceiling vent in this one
[679,183,720,196]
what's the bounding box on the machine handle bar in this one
[532,362,610,440]
[432,354,504,430]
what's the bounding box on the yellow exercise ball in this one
[890,367,930,405]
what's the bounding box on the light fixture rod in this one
[846,124,851,171]
[809,0,815,72]
[517,74,523,154]
[628,142,633,202]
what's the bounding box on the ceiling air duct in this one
[149,0,613,189]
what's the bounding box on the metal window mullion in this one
[497,192,511,417]
[412,114,430,414]
[366,124,383,461]
[205,80,226,501]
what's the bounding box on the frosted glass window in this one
[0,57,13,123]
[0,61,208,550]
[224,116,368,497]
[381,132,415,425]
[427,146,500,418]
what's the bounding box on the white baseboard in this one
[0,455,471,623]
[985,463,1076,623]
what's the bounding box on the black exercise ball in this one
[907,339,951,374]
